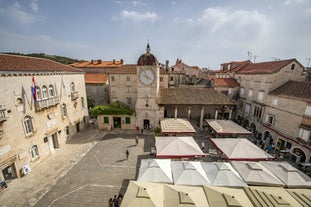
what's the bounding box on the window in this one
[291,64,295,70]
[272,98,278,106]
[126,97,132,105]
[258,91,264,100]
[160,77,163,82]
[48,85,55,97]
[253,106,263,118]
[240,88,244,96]
[266,114,274,126]
[104,117,109,123]
[70,82,75,92]
[61,104,67,117]
[238,100,244,109]
[170,76,174,81]
[125,117,130,124]
[36,86,41,100]
[24,115,34,135]
[111,76,115,81]
[31,145,39,158]
[127,86,131,93]
[299,128,311,142]
[245,104,251,114]
[305,105,311,116]
[248,89,253,97]
[81,97,85,108]
[228,87,233,95]
[126,76,130,81]
[41,85,48,99]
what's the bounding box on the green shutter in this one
[104,117,109,123]
[125,117,130,124]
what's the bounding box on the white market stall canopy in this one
[205,119,252,136]
[160,118,196,134]
[155,136,204,158]
[211,138,274,161]
[137,159,173,184]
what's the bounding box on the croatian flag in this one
[31,76,37,102]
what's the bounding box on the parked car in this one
[0,181,7,192]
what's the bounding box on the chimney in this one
[166,60,169,71]
[98,59,102,64]
[121,59,124,64]
[113,59,115,64]
[91,59,94,64]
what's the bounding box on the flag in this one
[31,76,37,102]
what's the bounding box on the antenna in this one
[271,57,280,61]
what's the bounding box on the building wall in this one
[0,73,89,180]
[97,115,135,130]
[85,84,109,105]
[108,73,137,109]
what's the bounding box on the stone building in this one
[0,54,89,181]
[220,58,310,162]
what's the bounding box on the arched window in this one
[31,145,39,158]
[48,85,55,97]
[41,85,48,99]
[36,86,41,100]
[24,115,34,135]
[61,104,67,117]
[70,82,75,92]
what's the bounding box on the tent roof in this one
[201,162,247,187]
[203,186,254,207]
[155,136,204,158]
[171,161,211,186]
[231,161,284,187]
[211,138,274,161]
[160,118,196,134]
[138,159,173,184]
[260,161,311,188]
[121,181,163,207]
[244,186,303,207]
[164,184,210,207]
[205,119,252,135]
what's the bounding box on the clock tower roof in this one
[137,43,158,66]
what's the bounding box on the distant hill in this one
[2,52,80,64]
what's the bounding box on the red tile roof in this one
[84,73,108,84]
[108,64,137,74]
[237,59,295,74]
[269,81,311,102]
[71,59,123,68]
[212,78,239,87]
[157,88,237,105]
[0,54,83,73]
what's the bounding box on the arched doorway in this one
[290,147,306,163]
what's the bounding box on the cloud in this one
[120,10,157,22]
[0,1,40,25]
[30,0,39,13]
[132,0,146,7]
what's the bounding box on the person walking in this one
[201,142,205,151]
[108,198,113,207]
[126,149,129,160]
[135,136,139,145]
[112,195,118,207]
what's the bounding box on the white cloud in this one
[120,10,157,22]
[132,0,146,7]
[30,0,39,13]
[285,0,291,5]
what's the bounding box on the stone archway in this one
[291,147,306,163]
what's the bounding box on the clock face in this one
[139,69,155,85]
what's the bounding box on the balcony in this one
[35,96,60,111]
[0,105,8,122]
[71,91,79,101]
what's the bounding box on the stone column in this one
[200,106,205,128]
[174,106,178,118]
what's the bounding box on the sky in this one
[0,0,311,69]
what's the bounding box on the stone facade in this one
[0,55,89,181]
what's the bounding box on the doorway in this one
[144,119,150,129]
[76,122,80,132]
[113,117,121,128]
[52,133,59,148]
[2,164,17,181]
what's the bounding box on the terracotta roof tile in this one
[269,81,311,102]
[157,88,237,105]
[212,78,239,87]
[237,59,295,74]
[84,73,108,84]
[0,54,83,73]
[71,59,123,68]
[108,64,137,74]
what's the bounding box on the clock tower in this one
[135,44,162,129]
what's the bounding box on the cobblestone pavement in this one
[0,125,222,207]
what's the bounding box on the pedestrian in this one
[126,149,129,160]
[108,198,113,207]
[112,195,118,207]
[118,194,123,206]
[201,142,205,151]
[135,136,139,145]
[136,126,139,134]
[141,128,143,134]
